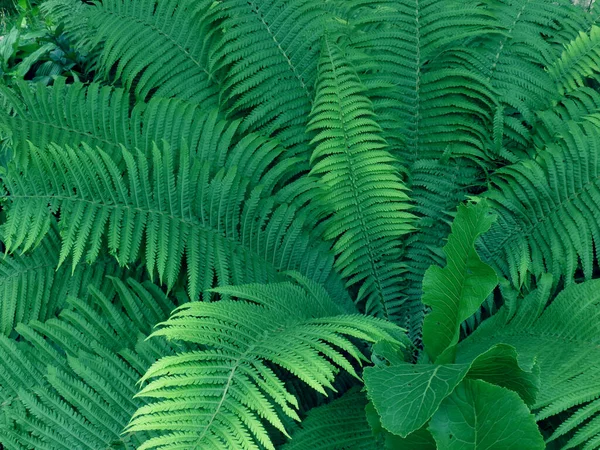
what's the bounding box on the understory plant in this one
[0,0,600,448]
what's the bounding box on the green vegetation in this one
[0,0,600,448]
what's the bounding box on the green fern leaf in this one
[83,0,220,103]
[1,140,342,301]
[281,388,379,450]
[127,277,402,450]
[480,121,600,286]
[307,36,414,319]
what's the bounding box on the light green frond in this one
[549,25,600,96]
[335,0,498,338]
[307,36,414,320]
[127,278,403,450]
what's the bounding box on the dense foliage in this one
[0,0,600,448]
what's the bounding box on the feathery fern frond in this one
[549,25,600,96]
[0,79,230,167]
[458,275,600,450]
[334,0,498,337]
[281,388,378,450]
[533,86,600,150]
[307,36,414,319]
[209,0,330,153]
[343,0,497,164]
[0,225,138,336]
[463,0,584,137]
[0,140,342,301]
[80,0,220,103]
[127,277,402,450]
[479,121,600,287]
[0,277,180,450]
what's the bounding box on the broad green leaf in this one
[364,343,540,438]
[429,379,545,449]
[422,201,498,362]
[364,363,470,437]
[465,344,540,406]
[366,401,437,450]
[384,426,437,450]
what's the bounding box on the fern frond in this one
[209,0,329,153]
[343,0,497,164]
[0,225,137,336]
[334,0,498,337]
[80,0,220,103]
[549,25,600,96]
[0,141,342,301]
[0,278,179,449]
[281,388,378,450]
[480,121,600,287]
[458,275,600,450]
[127,277,402,450]
[307,36,414,319]
[533,86,600,150]
[0,80,231,168]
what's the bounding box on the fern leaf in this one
[127,278,402,450]
[307,36,414,319]
[0,80,232,168]
[81,0,220,103]
[0,278,179,449]
[480,121,600,286]
[0,225,137,336]
[549,25,600,95]
[209,0,329,153]
[1,141,342,301]
[281,388,378,450]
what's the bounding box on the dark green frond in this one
[0,141,342,301]
[0,226,138,336]
[209,0,329,153]
[480,121,600,287]
[0,278,179,450]
[281,388,378,450]
[82,0,220,103]
[0,80,230,167]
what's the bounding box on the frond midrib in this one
[3,192,286,275]
[192,344,253,449]
[7,116,121,150]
